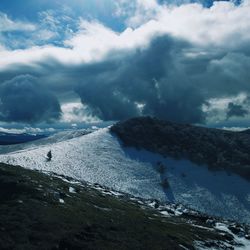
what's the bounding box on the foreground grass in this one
[0,163,237,250]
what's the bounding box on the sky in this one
[0,0,250,132]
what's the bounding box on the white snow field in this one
[0,127,250,225]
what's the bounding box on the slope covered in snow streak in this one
[0,128,250,224]
[0,128,165,201]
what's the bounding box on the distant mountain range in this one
[0,132,46,145]
[111,117,250,181]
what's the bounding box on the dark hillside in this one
[240,129,250,135]
[0,163,248,249]
[111,117,250,180]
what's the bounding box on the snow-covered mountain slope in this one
[0,128,165,201]
[0,128,250,225]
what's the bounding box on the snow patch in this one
[69,187,76,193]
[215,223,250,250]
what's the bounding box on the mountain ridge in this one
[111,117,250,181]
[0,132,46,145]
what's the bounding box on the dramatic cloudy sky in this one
[0,0,250,131]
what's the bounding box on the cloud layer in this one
[0,0,250,125]
[0,75,61,123]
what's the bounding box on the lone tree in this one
[47,150,52,161]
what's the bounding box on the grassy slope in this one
[0,163,238,250]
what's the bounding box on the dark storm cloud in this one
[0,75,61,123]
[75,36,206,123]
[227,102,248,119]
[2,34,250,124]
[74,35,250,123]
[200,52,250,97]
